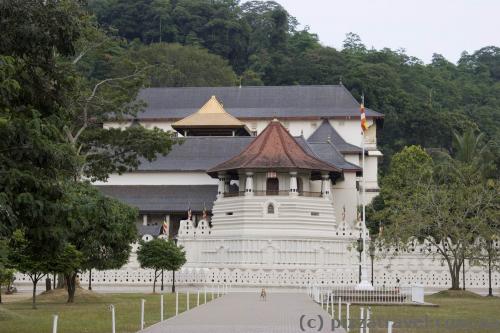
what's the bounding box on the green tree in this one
[137,239,186,293]
[8,230,50,309]
[117,43,238,87]
[376,145,498,290]
[0,0,82,255]
[61,182,138,302]
[0,238,15,304]
[50,244,83,303]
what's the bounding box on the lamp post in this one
[369,241,375,286]
[357,234,363,283]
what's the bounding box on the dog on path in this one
[260,288,267,301]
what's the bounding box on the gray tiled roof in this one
[138,135,358,172]
[308,143,361,172]
[138,137,254,171]
[307,119,362,154]
[135,85,383,120]
[97,185,217,212]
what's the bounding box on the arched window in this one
[266,178,279,195]
[267,203,275,214]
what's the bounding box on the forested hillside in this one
[86,0,500,171]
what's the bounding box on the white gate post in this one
[197,290,200,306]
[360,307,364,333]
[346,303,351,332]
[110,305,115,333]
[140,299,146,330]
[175,292,179,316]
[187,290,190,310]
[52,314,58,333]
[204,287,207,304]
[366,307,370,333]
[160,294,164,321]
[338,297,342,321]
[388,321,394,333]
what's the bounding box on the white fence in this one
[308,285,424,304]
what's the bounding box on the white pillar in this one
[217,173,225,198]
[175,292,179,315]
[338,297,342,321]
[186,290,190,310]
[110,305,115,333]
[388,321,394,333]
[321,173,331,198]
[197,290,200,306]
[52,315,58,333]
[360,307,364,333]
[289,171,298,196]
[245,171,254,196]
[140,299,145,330]
[160,294,164,321]
[142,214,148,226]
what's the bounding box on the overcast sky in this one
[263,0,500,64]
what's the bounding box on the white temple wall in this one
[102,118,378,150]
[93,172,217,186]
[332,173,358,226]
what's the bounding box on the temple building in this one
[96,85,383,240]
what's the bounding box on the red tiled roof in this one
[207,120,342,175]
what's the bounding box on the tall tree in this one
[376,145,498,290]
[61,182,138,303]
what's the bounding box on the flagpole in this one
[357,94,373,290]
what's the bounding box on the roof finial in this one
[339,76,343,85]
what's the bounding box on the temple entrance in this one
[266,178,279,195]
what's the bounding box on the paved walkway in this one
[140,292,345,333]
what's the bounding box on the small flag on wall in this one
[360,96,368,132]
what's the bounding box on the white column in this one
[217,173,225,199]
[321,173,331,198]
[245,171,254,196]
[142,214,148,226]
[289,171,298,196]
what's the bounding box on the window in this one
[311,212,319,216]
[297,177,303,195]
[226,212,233,216]
[267,203,275,214]
[266,178,279,195]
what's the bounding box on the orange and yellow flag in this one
[360,101,368,132]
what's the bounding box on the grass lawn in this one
[0,288,216,333]
[325,291,500,333]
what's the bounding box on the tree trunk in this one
[161,269,164,291]
[88,269,92,291]
[171,270,176,293]
[57,273,65,288]
[0,283,3,304]
[462,258,466,291]
[448,259,462,290]
[488,244,493,297]
[32,280,37,309]
[66,273,77,303]
[153,269,157,293]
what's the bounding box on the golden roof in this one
[172,96,246,128]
